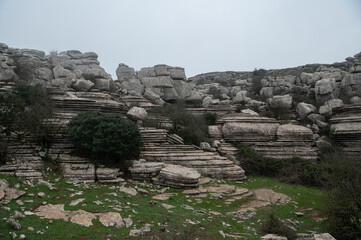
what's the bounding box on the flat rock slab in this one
[238,200,271,211]
[160,164,201,181]
[0,188,26,204]
[96,212,124,228]
[70,198,85,206]
[33,204,127,228]
[0,187,5,200]
[69,210,96,227]
[119,186,137,196]
[253,188,290,204]
[34,204,68,221]
[198,177,212,185]
[204,184,236,194]
[152,193,177,200]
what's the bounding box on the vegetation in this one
[321,148,361,240]
[0,83,54,150]
[67,111,142,168]
[204,112,217,125]
[251,68,267,94]
[237,144,323,187]
[261,212,297,240]
[0,173,326,240]
[164,102,209,146]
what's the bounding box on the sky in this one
[0,0,361,78]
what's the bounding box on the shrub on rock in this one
[67,111,142,168]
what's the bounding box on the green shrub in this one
[237,144,323,187]
[165,102,208,146]
[67,112,142,168]
[252,68,267,94]
[322,151,361,240]
[261,212,297,240]
[204,112,217,125]
[0,83,54,148]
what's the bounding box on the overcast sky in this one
[1,0,361,78]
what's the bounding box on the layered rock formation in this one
[330,104,361,158]
[116,64,201,103]
[211,113,318,160]
[139,127,246,180]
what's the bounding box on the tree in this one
[67,112,142,168]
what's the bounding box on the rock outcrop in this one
[330,104,361,158]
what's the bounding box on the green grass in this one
[0,173,326,239]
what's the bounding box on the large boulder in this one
[267,94,292,110]
[116,64,135,80]
[72,78,94,92]
[315,78,337,105]
[118,78,145,96]
[153,164,201,189]
[296,102,317,119]
[319,99,343,117]
[127,107,148,122]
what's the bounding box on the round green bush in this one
[67,112,142,168]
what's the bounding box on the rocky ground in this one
[0,172,331,240]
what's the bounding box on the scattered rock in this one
[119,186,137,196]
[69,210,96,227]
[0,188,26,204]
[96,212,124,228]
[7,218,22,230]
[123,217,133,228]
[126,107,148,121]
[37,192,46,198]
[161,203,175,209]
[70,198,85,206]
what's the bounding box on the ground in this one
[0,173,326,240]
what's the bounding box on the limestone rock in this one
[72,78,94,92]
[119,78,145,96]
[126,107,148,121]
[315,78,337,105]
[69,210,96,227]
[319,99,343,117]
[0,188,26,205]
[34,204,68,221]
[129,160,165,181]
[296,102,317,119]
[154,164,201,189]
[267,94,292,110]
[116,63,135,80]
[96,212,124,228]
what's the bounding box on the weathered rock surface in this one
[153,164,201,189]
[126,107,148,121]
[330,104,361,158]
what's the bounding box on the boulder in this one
[202,96,213,108]
[116,64,135,80]
[119,78,145,96]
[129,160,165,181]
[350,96,361,104]
[267,94,292,110]
[127,107,148,121]
[153,164,201,189]
[200,142,211,151]
[296,102,317,119]
[315,78,337,104]
[319,99,343,117]
[143,88,165,105]
[72,78,94,91]
[232,91,250,103]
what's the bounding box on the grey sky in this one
[1,0,361,78]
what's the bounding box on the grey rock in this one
[315,78,337,104]
[127,107,148,121]
[267,94,292,110]
[72,78,94,91]
[116,63,135,80]
[119,78,144,96]
[202,96,213,108]
[7,218,22,230]
[319,99,343,117]
[200,142,211,151]
[296,102,317,119]
[351,96,361,104]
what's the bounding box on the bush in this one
[0,83,54,148]
[237,144,323,187]
[322,150,361,240]
[252,68,267,94]
[204,112,217,125]
[261,212,297,240]
[67,112,142,168]
[165,102,208,146]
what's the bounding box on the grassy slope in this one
[0,174,325,240]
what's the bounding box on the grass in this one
[0,173,326,239]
